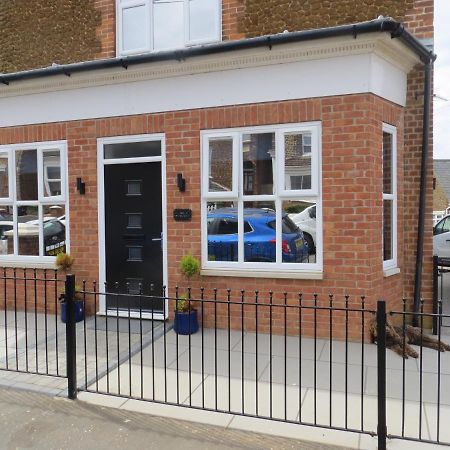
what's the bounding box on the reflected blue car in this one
[207,208,309,263]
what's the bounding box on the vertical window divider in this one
[275,131,284,264]
[237,133,244,263]
[38,204,44,257]
[183,0,189,47]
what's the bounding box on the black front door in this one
[104,162,164,312]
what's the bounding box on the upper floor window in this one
[0,142,68,262]
[117,0,222,56]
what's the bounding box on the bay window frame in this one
[382,123,397,271]
[201,122,322,274]
[0,140,69,265]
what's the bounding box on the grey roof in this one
[434,160,450,199]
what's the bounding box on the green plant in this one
[55,252,74,273]
[177,254,200,312]
[60,284,83,300]
[175,297,195,313]
[180,254,200,280]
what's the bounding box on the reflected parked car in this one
[289,204,316,254]
[2,217,66,256]
[434,215,450,258]
[207,208,309,263]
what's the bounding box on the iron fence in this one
[1,270,450,450]
[0,268,66,378]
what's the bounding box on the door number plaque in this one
[173,209,192,221]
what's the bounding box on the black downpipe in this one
[413,60,433,325]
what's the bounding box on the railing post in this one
[432,255,439,335]
[65,274,77,400]
[377,300,387,450]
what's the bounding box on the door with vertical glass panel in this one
[104,162,163,312]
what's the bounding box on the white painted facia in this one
[0,32,420,127]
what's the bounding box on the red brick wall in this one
[0,94,406,337]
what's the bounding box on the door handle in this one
[151,238,162,242]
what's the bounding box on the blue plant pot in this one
[173,310,199,335]
[61,300,85,323]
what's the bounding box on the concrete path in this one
[0,388,347,450]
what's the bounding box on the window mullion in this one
[38,204,43,257]
[183,0,189,46]
[275,198,282,264]
[237,199,244,263]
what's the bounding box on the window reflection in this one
[43,150,62,197]
[16,150,38,201]
[284,132,312,191]
[242,133,275,195]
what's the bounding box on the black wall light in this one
[177,173,186,192]
[76,177,86,195]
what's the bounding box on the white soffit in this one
[0,32,420,127]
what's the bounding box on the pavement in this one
[0,387,349,450]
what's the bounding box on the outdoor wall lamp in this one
[177,173,186,192]
[76,177,86,195]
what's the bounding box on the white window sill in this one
[0,259,56,270]
[201,268,323,280]
[383,267,400,277]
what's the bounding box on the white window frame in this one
[117,0,222,56]
[0,141,69,266]
[382,123,397,271]
[201,122,322,274]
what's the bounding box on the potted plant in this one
[173,254,200,335]
[56,252,85,323]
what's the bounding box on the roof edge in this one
[0,18,435,85]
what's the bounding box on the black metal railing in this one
[0,268,66,378]
[74,279,384,444]
[2,270,450,450]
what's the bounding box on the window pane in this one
[0,154,9,198]
[243,201,275,263]
[383,200,393,261]
[17,206,39,256]
[43,205,66,256]
[207,201,237,261]
[122,4,148,51]
[104,141,161,159]
[188,0,219,42]
[383,131,393,195]
[153,0,184,50]
[127,213,143,229]
[282,200,315,262]
[128,246,143,261]
[284,132,312,191]
[16,150,38,201]
[242,133,275,195]
[208,137,233,192]
[0,205,13,255]
[43,150,62,197]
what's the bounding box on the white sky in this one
[434,0,450,159]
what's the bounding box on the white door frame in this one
[97,133,168,320]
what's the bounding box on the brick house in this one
[0,1,435,326]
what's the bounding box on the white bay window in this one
[117,0,221,56]
[0,142,68,262]
[382,124,397,270]
[201,123,322,273]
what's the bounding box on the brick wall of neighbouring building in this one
[0,93,404,338]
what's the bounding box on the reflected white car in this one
[434,215,450,258]
[289,204,316,254]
